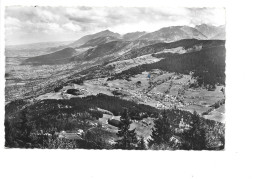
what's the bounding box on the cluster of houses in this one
[58,130,85,140]
[144,91,183,109]
[34,129,85,141]
[174,118,191,133]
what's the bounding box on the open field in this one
[98,113,155,140]
[33,66,225,123]
[203,104,225,123]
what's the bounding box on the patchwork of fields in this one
[34,66,225,123]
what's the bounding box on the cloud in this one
[5,6,225,45]
[63,22,82,31]
[67,16,95,23]
[6,6,60,23]
[187,8,226,26]
[5,17,21,30]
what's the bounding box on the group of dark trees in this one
[149,111,171,145]
[110,45,225,87]
[5,105,115,149]
[54,85,63,92]
[114,108,139,149]
[147,110,216,150]
[114,109,221,150]
[4,95,157,148]
[114,108,173,150]
[5,108,75,148]
[179,111,207,150]
[66,89,82,95]
[5,94,158,128]
[116,39,224,62]
[5,94,224,150]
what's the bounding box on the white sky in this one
[5,7,225,45]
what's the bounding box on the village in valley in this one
[5,7,226,150]
[35,66,225,123]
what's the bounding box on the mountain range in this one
[70,30,121,47]
[70,24,225,47]
[23,24,225,66]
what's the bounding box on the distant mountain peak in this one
[69,29,121,47]
[99,29,113,33]
[195,24,225,39]
[196,23,212,26]
[137,25,207,42]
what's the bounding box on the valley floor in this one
[34,69,225,123]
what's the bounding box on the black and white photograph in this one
[4,6,226,150]
[2,0,260,179]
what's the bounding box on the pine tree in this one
[5,119,14,147]
[148,111,172,146]
[181,111,207,150]
[18,109,33,142]
[137,136,146,150]
[115,108,138,149]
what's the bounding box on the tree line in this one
[109,45,225,87]
[5,96,224,150]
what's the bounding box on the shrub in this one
[67,89,81,95]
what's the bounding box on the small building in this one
[58,131,83,140]
[108,119,122,128]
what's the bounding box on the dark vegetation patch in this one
[5,93,224,149]
[54,86,63,92]
[210,99,225,109]
[76,41,131,62]
[5,99,29,117]
[116,39,225,61]
[108,119,122,127]
[66,89,81,95]
[5,94,158,148]
[110,45,225,86]
[5,94,159,130]
[5,73,10,78]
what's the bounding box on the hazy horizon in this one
[5,7,225,45]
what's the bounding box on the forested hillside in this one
[111,45,225,86]
[116,39,224,61]
[5,94,224,150]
